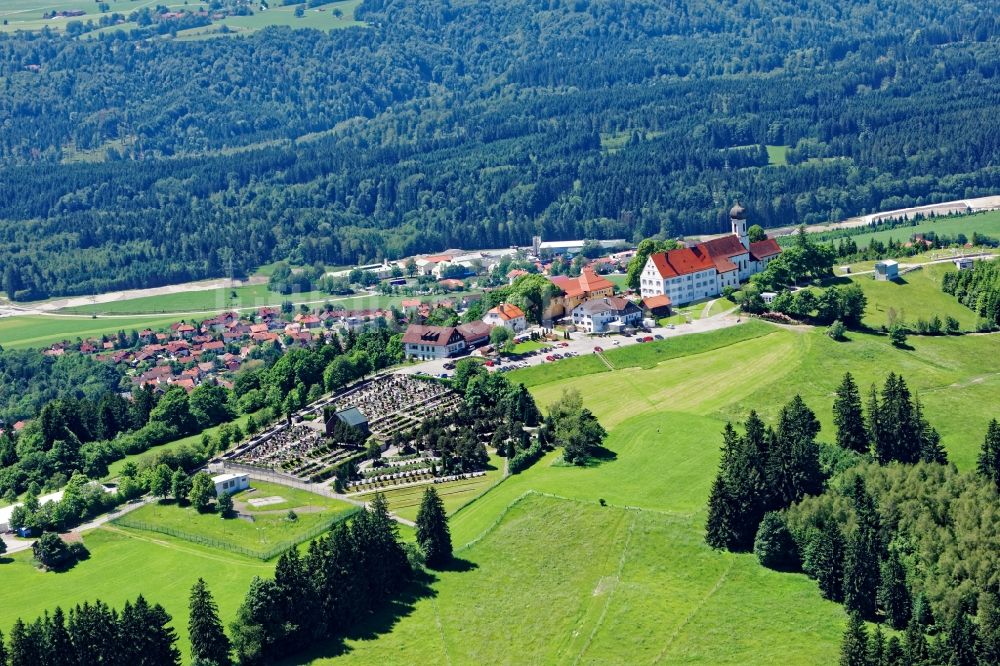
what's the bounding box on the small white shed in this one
[212,473,249,497]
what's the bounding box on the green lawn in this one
[766,144,789,166]
[0,528,270,661]
[0,313,199,350]
[806,209,1000,250]
[849,263,980,331]
[117,482,356,556]
[508,339,550,355]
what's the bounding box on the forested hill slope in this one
[1,0,1000,299]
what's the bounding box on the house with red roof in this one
[482,303,527,332]
[402,325,466,359]
[546,267,616,319]
[640,203,782,306]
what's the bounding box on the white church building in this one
[639,203,782,306]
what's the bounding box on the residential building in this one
[402,325,467,359]
[571,297,643,334]
[547,267,615,319]
[639,203,782,306]
[482,303,527,332]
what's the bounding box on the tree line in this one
[707,370,1000,662]
[3,488,457,666]
[1,0,1000,298]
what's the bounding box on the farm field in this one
[849,262,981,331]
[766,144,789,165]
[60,284,476,315]
[0,313,202,349]
[799,209,1000,249]
[116,481,357,554]
[0,0,362,34]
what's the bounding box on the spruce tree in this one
[977,419,1000,491]
[705,474,738,550]
[843,478,881,620]
[44,608,74,666]
[834,372,869,454]
[230,577,284,666]
[877,550,911,630]
[945,609,979,666]
[866,384,885,462]
[903,616,930,665]
[273,548,319,643]
[840,613,870,666]
[885,636,905,666]
[8,619,44,666]
[978,592,1000,666]
[811,521,845,602]
[867,625,886,666]
[913,398,946,464]
[753,512,799,571]
[188,578,231,666]
[0,629,6,666]
[119,595,180,666]
[415,487,452,569]
[767,395,822,510]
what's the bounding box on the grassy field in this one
[60,285,477,316]
[118,481,356,552]
[766,144,789,166]
[0,0,362,34]
[6,321,1000,663]
[848,263,981,331]
[508,339,549,355]
[0,527,270,661]
[0,313,200,349]
[803,209,1000,249]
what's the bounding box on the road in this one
[1,496,154,555]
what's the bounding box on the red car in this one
[643,336,654,342]
[485,360,494,367]
[560,341,569,347]
[545,355,555,362]
[593,346,604,352]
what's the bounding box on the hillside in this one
[1,0,1000,298]
[5,323,1000,662]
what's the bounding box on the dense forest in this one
[1,0,1000,298]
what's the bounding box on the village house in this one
[639,203,781,306]
[546,267,616,319]
[482,303,527,332]
[402,325,467,360]
[572,297,643,334]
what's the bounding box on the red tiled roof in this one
[643,294,672,309]
[649,247,716,278]
[749,238,782,260]
[486,303,525,321]
[549,267,614,298]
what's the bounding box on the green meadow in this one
[804,209,1000,249]
[849,262,981,331]
[0,0,362,35]
[4,321,1000,663]
[0,313,198,349]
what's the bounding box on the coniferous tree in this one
[834,373,869,454]
[273,548,319,644]
[877,550,911,630]
[415,487,452,568]
[840,613,870,666]
[0,629,6,666]
[119,595,180,666]
[885,636,905,666]
[43,608,74,666]
[8,618,45,666]
[705,474,739,550]
[866,385,885,462]
[977,419,1000,491]
[765,396,822,511]
[811,520,845,602]
[867,625,886,666]
[945,609,979,666]
[911,592,935,631]
[912,398,946,464]
[978,592,1000,666]
[843,478,881,620]
[753,512,799,571]
[68,600,119,665]
[230,577,284,666]
[903,616,930,666]
[188,578,231,666]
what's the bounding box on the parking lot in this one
[397,305,742,378]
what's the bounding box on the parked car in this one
[485,360,494,367]
[643,336,654,342]
[593,345,604,352]
[654,334,664,340]
[545,355,555,361]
